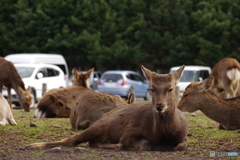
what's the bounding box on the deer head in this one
[17,86,32,112]
[141,65,185,113]
[178,76,214,112]
[71,68,94,88]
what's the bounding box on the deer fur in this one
[0,57,32,112]
[178,76,240,130]
[0,93,17,125]
[210,58,240,98]
[26,65,188,151]
[70,93,135,130]
[34,68,93,118]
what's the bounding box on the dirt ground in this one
[0,110,239,160]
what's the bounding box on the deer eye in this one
[183,94,188,98]
[168,88,173,92]
[151,88,154,93]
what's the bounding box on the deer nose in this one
[156,104,164,111]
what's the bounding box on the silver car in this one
[98,70,151,100]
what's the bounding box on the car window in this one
[179,70,197,82]
[37,68,48,78]
[126,74,144,82]
[47,68,60,77]
[199,70,209,80]
[102,74,123,82]
[16,67,35,78]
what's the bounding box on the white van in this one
[170,65,211,93]
[5,53,69,85]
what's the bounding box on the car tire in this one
[144,90,151,101]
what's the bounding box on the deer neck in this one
[12,84,24,101]
[198,90,230,125]
[153,103,178,128]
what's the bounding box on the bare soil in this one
[0,109,239,160]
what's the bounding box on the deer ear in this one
[127,93,135,104]
[199,76,214,90]
[72,68,78,77]
[26,86,32,92]
[141,65,152,85]
[85,68,94,79]
[172,65,185,83]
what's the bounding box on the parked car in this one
[68,71,102,91]
[2,63,66,108]
[5,53,69,86]
[98,70,151,100]
[169,65,211,94]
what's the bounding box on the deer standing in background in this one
[178,76,240,130]
[0,57,32,112]
[210,58,240,98]
[26,65,188,152]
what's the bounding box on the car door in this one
[44,67,62,90]
[126,73,147,97]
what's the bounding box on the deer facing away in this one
[0,57,32,112]
[210,58,240,98]
[26,65,188,151]
[34,68,93,118]
[70,93,135,130]
[178,76,240,130]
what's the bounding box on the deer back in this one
[70,92,135,130]
[211,58,240,98]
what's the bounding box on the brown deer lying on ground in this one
[210,58,240,98]
[178,76,240,130]
[0,93,17,125]
[34,68,93,118]
[70,93,135,130]
[26,65,188,151]
[0,57,32,112]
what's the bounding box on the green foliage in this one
[1,0,240,71]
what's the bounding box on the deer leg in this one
[25,125,106,150]
[7,87,13,110]
[0,121,8,125]
[0,85,2,93]
[172,137,188,151]
[120,135,151,151]
[219,124,240,130]
[219,124,226,130]
[89,142,124,150]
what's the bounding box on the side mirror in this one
[37,73,43,79]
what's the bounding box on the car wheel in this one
[144,90,151,101]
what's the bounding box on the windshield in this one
[170,70,198,82]
[16,67,35,78]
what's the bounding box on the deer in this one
[70,93,135,130]
[210,58,240,98]
[0,57,32,112]
[177,76,240,130]
[26,65,188,152]
[0,93,17,125]
[34,68,94,118]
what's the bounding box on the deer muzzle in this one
[156,104,164,111]
[156,103,168,113]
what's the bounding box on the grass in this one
[0,108,239,159]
